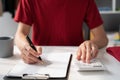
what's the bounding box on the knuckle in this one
[24,44,31,51]
[26,52,31,56]
[27,46,31,51]
[81,56,84,60]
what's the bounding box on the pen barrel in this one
[30,44,37,51]
[26,36,42,60]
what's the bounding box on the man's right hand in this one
[20,44,42,64]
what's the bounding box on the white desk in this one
[0,46,120,80]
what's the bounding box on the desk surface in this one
[0,45,120,80]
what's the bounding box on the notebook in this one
[6,52,72,79]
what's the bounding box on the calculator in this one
[75,59,105,71]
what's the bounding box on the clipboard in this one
[4,52,72,80]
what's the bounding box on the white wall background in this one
[0,12,18,37]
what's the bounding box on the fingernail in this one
[38,60,44,64]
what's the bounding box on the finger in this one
[25,45,39,57]
[24,57,37,64]
[25,53,40,64]
[91,45,98,58]
[36,46,42,55]
[26,52,40,62]
[22,48,40,63]
[21,53,36,64]
[76,47,82,60]
[86,43,92,63]
[94,52,98,58]
[80,44,86,63]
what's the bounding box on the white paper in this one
[7,52,72,78]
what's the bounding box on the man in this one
[14,0,108,64]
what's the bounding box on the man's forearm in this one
[91,38,108,49]
[15,33,29,51]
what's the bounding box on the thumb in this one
[36,46,42,55]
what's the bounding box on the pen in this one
[26,36,42,61]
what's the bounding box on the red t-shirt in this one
[14,0,103,46]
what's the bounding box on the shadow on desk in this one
[77,70,112,76]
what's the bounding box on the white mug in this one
[0,36,14,58]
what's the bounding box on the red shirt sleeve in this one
[84,0,103,29]
[14,0,33,26]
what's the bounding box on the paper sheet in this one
[7,52,72,78]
